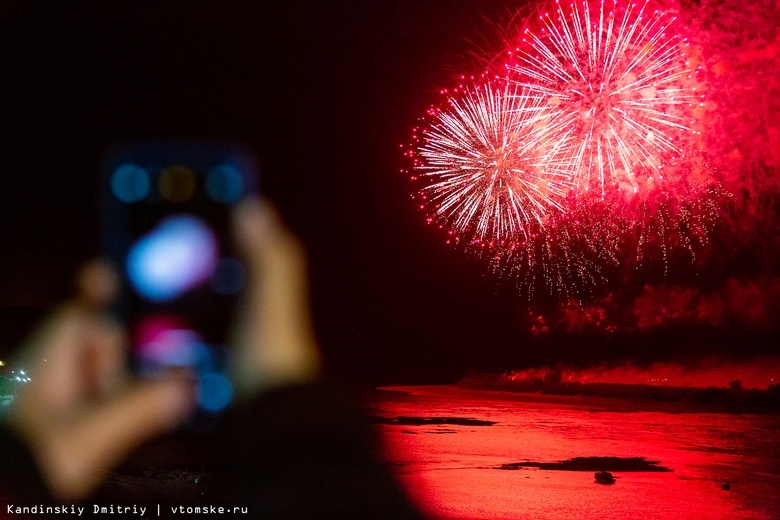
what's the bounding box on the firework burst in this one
[510,0,698,196]
[403,0,734,302]
[413,81,575,244]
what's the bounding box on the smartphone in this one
[100,141,258,422]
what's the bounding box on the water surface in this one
[369,385,780,519]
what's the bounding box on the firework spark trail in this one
[489,209,612,301]
[510,0,698,196]
[465,174,727,299]
[415,82,576,244]
[630,182,726,272]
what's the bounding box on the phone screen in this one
[100,141,258,418]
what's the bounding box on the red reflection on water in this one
[373,386,780,520]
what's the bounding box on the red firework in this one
[412,81,576,244]
[404,0,746,300]
[509,0,701,197]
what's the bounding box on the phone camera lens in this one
[159,165,197,203]
[111,163,150,203]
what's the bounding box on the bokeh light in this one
[111,163,151,203]
[126,215,218,302]
[206,164,246,204]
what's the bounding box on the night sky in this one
[1,1,778,384]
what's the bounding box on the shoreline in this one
[375,383,780,415]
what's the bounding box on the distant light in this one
[111,163,150,203]
[19,370,25,375]
[197,373,233,412]
[0,360,4,366]
[206,164,245,203]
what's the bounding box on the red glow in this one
[401,0,779,302]
[373,386,780,519]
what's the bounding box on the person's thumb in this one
[37,379,194,499]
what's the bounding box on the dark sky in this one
[1,1,778,383]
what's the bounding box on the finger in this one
[75,261,128,394]
[77,260,120,309]
[232,198,309,325]
[21,306,128,407]
[234,198,309,295]
[19,260,124,402]
[14,306,97,414]
[40,378,195,499]
[230,198,320,393]
[82,315,128,396]
[232,198,285,266]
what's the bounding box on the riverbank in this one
[456,370,780,414]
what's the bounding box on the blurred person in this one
[0,199,420,518]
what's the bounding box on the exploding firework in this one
[403,0,741,302]
[412,81,575,244]
[509,0,699,196]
